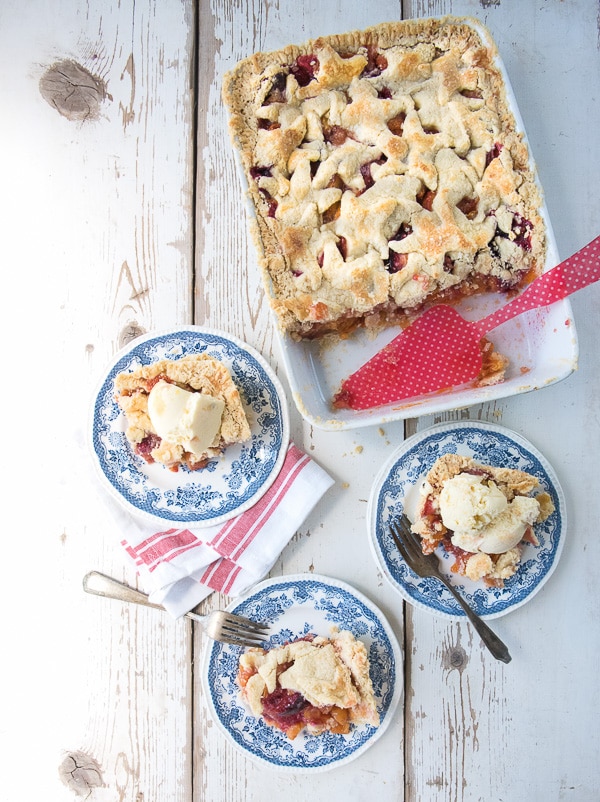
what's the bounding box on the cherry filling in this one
[417,187,436,210]
[492,212,534,253]
[387,253,408,273]
[377,86,393,99]
[387,112,406,136]
[331,387,353,409]
[509,213,533,251]
[361,46,388,77]
[460,88,483,99]
[386,223,412,273]
[262,191,278,217]
[322,201,341,224]
[261,688,310,731]
[486,141,504,167]
[359,156,387,191]
[457,195,479,219]
[250,165,278,217]
[323,124,354,145]
[144,373,171,392]
[135,432,161,463]
[291,54,319,86]
[257,118,280,130]
[250,165,272,180]
[264,72,287,104]
[442,536,472,575]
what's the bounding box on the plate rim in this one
[89,325,290,528]
[200,572,404,773]
[366,420,567,620]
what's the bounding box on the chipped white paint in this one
[1,0,599,800]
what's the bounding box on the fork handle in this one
[439,576,512,663]
[83,571,211,626]
[83,571,168,612]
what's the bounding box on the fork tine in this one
[391,515,512,663]
[390,518,422,562]
[399,514,426,551]
[397,515,432,560]
[223,613,271,633]
[208,619,268,647]
[219,622,268,640]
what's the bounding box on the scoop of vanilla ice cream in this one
[147,380,225,458]
[439,473,508,533]
[451,495,540,554]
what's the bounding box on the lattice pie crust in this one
[223,17,545,341]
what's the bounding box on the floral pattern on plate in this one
[367,421,566,620]
[201,575,403,772]
[90,327,289,527]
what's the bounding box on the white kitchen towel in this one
[110,443,334,617]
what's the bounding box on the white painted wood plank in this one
[405,2,600,800]
[194,3,409,800]
[0,2,196,800]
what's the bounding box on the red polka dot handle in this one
[476,234,600,336]
[333,235,600,410]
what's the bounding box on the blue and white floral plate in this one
[201,574,403,773]
[367,421,566,620]
[90,327,289,527]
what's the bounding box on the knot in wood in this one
[59,750,104,794]
[444,646,468,670]
[39,60,109,121]
[119,323,146,349]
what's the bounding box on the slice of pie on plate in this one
[237,628,380,739]
[115,354,251,471]
[410,453,554,586]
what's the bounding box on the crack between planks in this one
[190,0,200,323]
[190,3,200,798]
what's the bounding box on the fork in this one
[83,571,270,648]
[389,515,512,664]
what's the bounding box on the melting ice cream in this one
[439,472,540,554]
[147,380,225,459]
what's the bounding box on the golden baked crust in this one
[237,629,379,739]
[411,453,554,585]
[223,17,545,341]
[115,354,251,471]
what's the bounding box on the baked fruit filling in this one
[114,354,251,471]
[237,629,380,740]
[410,454,554,586]
[223,18,545,342]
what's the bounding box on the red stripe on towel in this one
[209,444,309,561]
[200,558,242,594]
[122,528,201,570]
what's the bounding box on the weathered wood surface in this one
[2,0,599,800]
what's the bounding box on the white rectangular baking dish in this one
[236,17,578,430]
